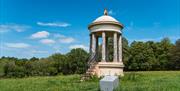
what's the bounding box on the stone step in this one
[87,68,95,71]
[80,63,98,81]
[87,69,95,72]
[86,72,93,75]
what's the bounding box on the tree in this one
[122,37,130,71]
[48,53,67,74]
[127,41,156,71]
[4,61,16,77]
[4,61,26,78]
[30,57,39,61]
[0,57,10,77]
[66,48,89,74]
[169,39,180,70]
[155,38,173,70]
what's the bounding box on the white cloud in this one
[52,46,61,53]
[55,34,75,43]
[53,34,66,38]
[59,37,75,43]
[109,10,116,15]
[31,50,48,54]
[40,39,55,44]
[0,24,30,33]
[37,22,70,27]
[129,36,180,43]
[132,38,161,42]
[69,44,88,51]
[125,21,134,31]
[30,31,50,39]
[5,43,30,48]
[169,36,180,40]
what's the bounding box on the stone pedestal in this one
[100,76,119,91]
[95,62,124,77]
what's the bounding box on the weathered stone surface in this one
[102,32,106,62]
[113,32,118,62]
[92,33,96,54]
[97,62,124,77]
[118,35,122,62]
[100,76,119,91]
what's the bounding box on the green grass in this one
[117,71,180,91]
[0,71,180,91]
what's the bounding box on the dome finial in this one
[104,9,108,15]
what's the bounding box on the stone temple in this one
[86,9,124,77]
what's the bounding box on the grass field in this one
[0,71,180,91]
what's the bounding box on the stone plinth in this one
[95,62,124,77]
[100,76,119,91]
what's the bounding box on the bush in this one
[4,61,26,78]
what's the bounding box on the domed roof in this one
[93,15,119,23]
[88,9,123,29]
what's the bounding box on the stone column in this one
[91,33,96,55]
[102,32,106,62]
[89,34,92,54]
[118,34,122,62]
[106,37,108,61]
[96,36,99,60]
[113,32,118,62]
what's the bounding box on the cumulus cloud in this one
[5,43,30,48]
[40,39,55,44]
[55,34,75,43]
[0,24,30,33]
[69,44,88,51]
[59,37,75,43]
[37,22,70,27]
[30,31,50,39]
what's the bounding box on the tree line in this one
[0,49,89,78]
[0,38,179,78]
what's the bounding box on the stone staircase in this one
[86,63,97,75]
[81,63,97,81]
[81,53,97,81]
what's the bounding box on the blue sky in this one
[0,0,180,58]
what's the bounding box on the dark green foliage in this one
[29,57,39,61]
[125,38,174,71]
[0,38,179,78]
[24,59,57,76]
[1,48,89,78]
[168,39,180,70]
[4,61,26,78]
[48,53,67,74]
[122,37,130,71]
[66,48,89,74]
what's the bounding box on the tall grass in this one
[116,71,180,91]
[0,71,180,91]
